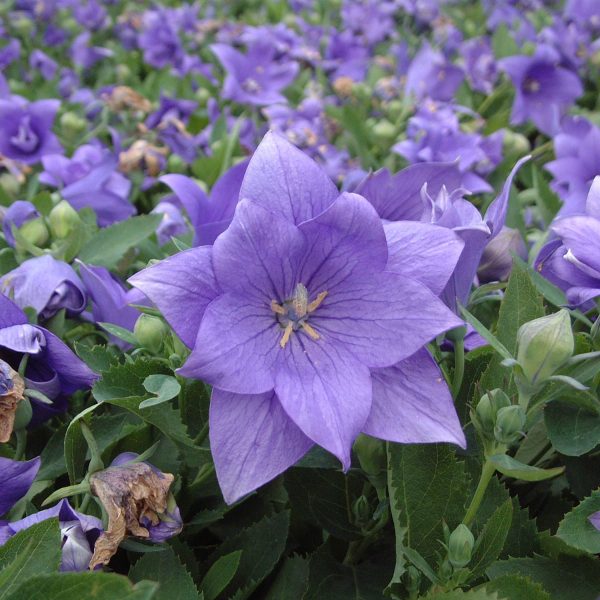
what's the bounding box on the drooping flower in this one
[211,41,299,106]
[89,452,182,568]
[1,255,87,320]
[0,359,25,442]
[0,456,40,516]
[499,45,583,136]
[477,226,528,283]
[130,132,466,503]
[0,97,62,164]
[0,499,102,572]
[0,294,97,424]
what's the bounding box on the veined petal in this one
[128,246,220,349]
[0,457,40,515]
[275,337,371,469]
[384,221,464,295]
[239,131,338,225]
[179,292,279,394]
[210,389,313,504]
[364,348,466,447]
[0,294,28,328]
[0,324,45,354]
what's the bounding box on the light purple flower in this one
[71,32,113,70]
[138,9,184,70]
[0,457,40,516]
[130,132,466,503]
[1,255,86,320]
[460,37,498,94]
[151,201,189,246]
[0,98,62,164]
[477,226,528,283]
[211,41,299,106]
[499,45,583,136]
[29,49,58,81]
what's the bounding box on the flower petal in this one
[210,388,313,504]
[364,348,466,447]
[128,246,220,348]
[0,457,40,515]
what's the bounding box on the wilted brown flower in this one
[89,461,177,569]
[0,360,24,443]
[119,140,168,177]
[102,86,152,113]
[332,76,355,97]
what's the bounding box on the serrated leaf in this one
[424,590,499,599]
[556,489,600,553]
[470,499,513,580]
[488,455,564,482]
[264,555,309,600]
[5,572,158,600]
[129,546,200,600]
[204,510,289,599]
[545,402,600,456]
[487,555,600,600]
[140,374,181,409]
[0,519,62,599]
[200,550,242,600]
[484,574,551,600]
[387,443,469,562]
[74,343,120,373]
[78,214,161,268]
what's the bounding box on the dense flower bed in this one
[1,1,600,598]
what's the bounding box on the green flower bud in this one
[13,397,32,431]
[448,524,475,568]
[354,434,386,477]
[60,112,88,138]
[12,17,34,37]
[18,218,49,247]
[473,389,510,438]
[49,200,81,239]
[167,154,187,174]
[0,173,21,198]
[134,314,168,353]
[353,495,370,524]
[371,120,397,143]
[516,309,574,386]
[502,130,531,158]
[116,64,131,82]
[494,405,526,445]
[385,100,404,118]
[195,88,211,106]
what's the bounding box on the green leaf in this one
[545,402,600,456]
[470,499,513,580]
[556,489,600,553]
[98,322,138,345]
[200,550,242,600]
[511,255,567,308]
[387,443,469,563]
[64,403,101,483]
[204,510,289,599]
[78,214,161,268]
[74,343,119,373]
[5,572,158,600]
[129,547,200,600]
[488,455,564,482]
[424,590,500,599]
[487,555,600,600]
[140,374,181,409]
[0,519,62,600]
[483,575,550,600]
[264,555,309,600]
[460,306,513,360]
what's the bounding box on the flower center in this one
[271,283,328,348]
[10,116,39,153]
[242,78,262,94]
[523,77,540,93]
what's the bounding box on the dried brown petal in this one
[103,86,152,113]
[332,76,355,97]
[119,140,168,177]
[0,365,24,443]
[89,462,174,569]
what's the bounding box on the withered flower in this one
[0,359,25,443]
[119,140,168,177]
[89,453,182,569]
[102,86,152,113]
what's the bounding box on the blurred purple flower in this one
[477,226,528,283]
[138,9,184,70]
[460,37,498,94]
[0,98,62,164]
[1,255,87,319]
[0,456,40,516]
[71,32,113,69]
[211,41,299,106]
[0,39,20,69]
[499,45,583,136]
[29,50,58,81]
[130,132,465,503]
[151,201,189,245]
[73,0,108,31]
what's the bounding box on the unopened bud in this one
[167,154,187,174]
[60,112,87,138]
[502,129,531,158]
[354,434,386,477]
[18,217,48,247]
[49,200,81,239]
[473,389,510,438]
[134,314,168,352]
[448,524,475,568]
[353,495,370,524]
[0,173,21,198]
[371,120,397,143]
[494,405,526,445]
[516,310,574,386]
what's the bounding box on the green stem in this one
[463,460,496,527]
[452,337,465,399]
[14,429,27,461]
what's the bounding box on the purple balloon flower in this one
[499,45,583,136]
[159,159,249,247]
[0,499,102,572]
[0,293,97,422]
[1,201,39,247]
[1,255,87,320]
[130,132,466,503]
[211,41,299,106]
[0,456,40,516]
[40,144,134,227]
[29,49,58,81]
[0,97,62,164]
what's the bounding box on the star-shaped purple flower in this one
[130,132,466,503]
